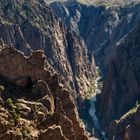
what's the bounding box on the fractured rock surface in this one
[0,47,89,140]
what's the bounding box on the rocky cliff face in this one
[0,46,90,140]
[49,2,140,139]
[2,0,140,140]
[98,21,140,139]
[109,104,140,140]
[0,0,98,139]
[50,1,140,74]
[0,0,95,98]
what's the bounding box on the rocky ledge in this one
[109,104,140,140]
[0,46,90,140]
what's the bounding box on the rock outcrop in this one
[0,47,90,140]
[109,104,140,140]
[0,0,95,98]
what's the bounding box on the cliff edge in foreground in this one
[0,46,90,140]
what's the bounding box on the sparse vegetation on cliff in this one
[0,46,90,140]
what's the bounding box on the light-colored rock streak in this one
[89,77,100,133]
[88,76,107,140]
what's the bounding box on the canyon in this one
[50,1,140,139]
[0,0,140,140]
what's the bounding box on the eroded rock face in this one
[0,47,90,140]
[49,1,140,139]
[0,48,47,86]
[98,22,140,138]
[0,0,95,98]
[50,1,140,73]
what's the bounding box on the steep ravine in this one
[50,1,140,74]
[0,0,98,140]
[88,77,103,138]
[77,68,106,139]
[50,1,140,139]
[0,0,99,140]
[1,0,140,140]
[0,0,96,99]
[88,77,108,140]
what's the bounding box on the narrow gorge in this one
[0,0,140,140]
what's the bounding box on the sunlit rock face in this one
[0,0,96,98]
[0,46,91,140]
[0,1,97,139]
